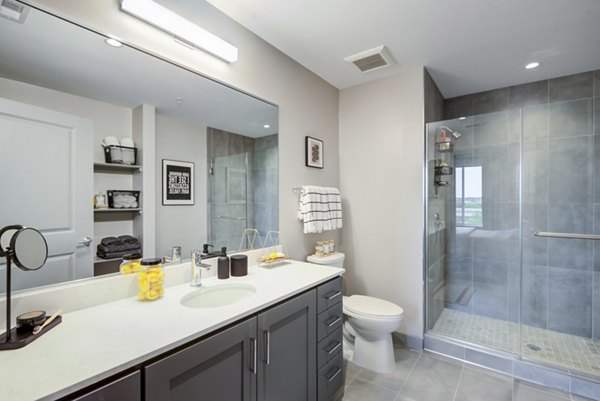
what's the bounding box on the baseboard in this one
[392,332,424,350]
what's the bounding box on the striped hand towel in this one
[297,185,343,234]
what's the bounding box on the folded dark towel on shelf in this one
[96,247,142,260]
[97,242,140,254]
[100,236,120,246]
[118,235,138,245]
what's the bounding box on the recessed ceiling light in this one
[105,38,123,48]
[458,117,467,120]
[263,124,270,129]
[525,62,540,70]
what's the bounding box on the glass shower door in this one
[208,152,249,251]
[519,101,600,377]
[426,110,523,355]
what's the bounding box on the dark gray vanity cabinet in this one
[143,288,318,401]
[71,371,141,401]
[257,289,317,401]
[315,277,344,401]
[144,317,257,401]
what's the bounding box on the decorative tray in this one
[258,254,290,267]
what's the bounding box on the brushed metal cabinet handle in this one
[326,367,342,382]
[250,337,257,374]
[325,291,341,300]
[327,341,342,355]
[264,330,271,365]
[326,316,341,327]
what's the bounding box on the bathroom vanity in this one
[0,261,344,401]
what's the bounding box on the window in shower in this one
[455,166,483,227]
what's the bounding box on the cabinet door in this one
[145,317,257,401]
[71,371,140,401]
[258,290,316,401]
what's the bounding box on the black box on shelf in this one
[103,145,137,165]
[107,190,140,209]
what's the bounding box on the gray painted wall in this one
[155,113,208,258]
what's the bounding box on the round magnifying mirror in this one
[10,227,48,271]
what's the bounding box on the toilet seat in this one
[343,295,404,320]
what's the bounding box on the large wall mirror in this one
[0,3,279,292]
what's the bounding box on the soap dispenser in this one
[218,247,230,279]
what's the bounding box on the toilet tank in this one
[306,252,345,268]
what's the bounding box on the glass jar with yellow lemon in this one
[137,258,164,301]
[120,253,142,275]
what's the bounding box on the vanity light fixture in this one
[105,38,123,48]
[525,62,540,70]
[119,0,238,63]
[263,124,271,129]
[458,117,466,120]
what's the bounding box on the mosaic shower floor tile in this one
[432,308,600,377]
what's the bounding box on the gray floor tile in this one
[570,394,597,401]
[454,366,512,401]
[514,381,571,401]
[357,347,420,392]
[341,377,397,401]
[343,360,362,388]
[395,353,462,401]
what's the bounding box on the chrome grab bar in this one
[215,215,247,220]
[534,232,600,241]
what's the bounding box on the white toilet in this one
[306,252,404,374]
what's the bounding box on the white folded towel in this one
[297,185,342,234]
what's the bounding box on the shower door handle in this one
[534,231,600,240]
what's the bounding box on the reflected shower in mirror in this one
[0,3,278,293]
[207,129,278,251]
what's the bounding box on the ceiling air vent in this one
[344,45,395,73]
[0,0,29,23]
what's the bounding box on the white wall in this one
[339,68,425,341]
[27,0,340,260]
[155,113,208,257]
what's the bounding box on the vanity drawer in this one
[317,301,343,341]
[317,277,342,313]
[317,326,343,369]
[317,350,343,401]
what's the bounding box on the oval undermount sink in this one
[180,283,257,309]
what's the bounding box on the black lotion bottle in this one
[217,247,230,279]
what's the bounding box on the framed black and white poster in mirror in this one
[305,136,323,169]
[162,159,194,205]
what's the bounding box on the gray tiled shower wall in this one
[207,128,278,251]
[443,70,600,339]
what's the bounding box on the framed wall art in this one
[305,136,323,169]
[162,159,194,205]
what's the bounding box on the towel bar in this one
[534,231,600,240]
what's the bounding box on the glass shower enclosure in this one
[425,108,600,380]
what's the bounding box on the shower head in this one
[439,126,461,139]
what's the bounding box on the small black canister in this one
[230,255,248,276]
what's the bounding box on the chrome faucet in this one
[191,250,211,287]
[163,245,182,265]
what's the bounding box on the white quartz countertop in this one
[0,261,344,401]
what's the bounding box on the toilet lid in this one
[344,295,404,318]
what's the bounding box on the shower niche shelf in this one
[435,142,454,153]
[434,166,454,176]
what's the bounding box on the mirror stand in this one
[0,226,61,350]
